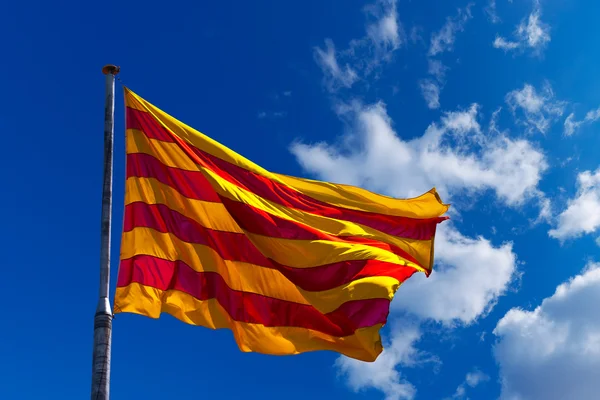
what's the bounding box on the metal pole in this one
[92,64,120,400]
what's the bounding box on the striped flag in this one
[114,87,449,362]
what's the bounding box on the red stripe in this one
[123,203,419,291]
[126,153,221,203]
[117,255,391,336]
[273,258,418,291]
[127,107,173,142]
[126,107,446,240]
[218,196,422,265]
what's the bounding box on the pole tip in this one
[102,65,120,75]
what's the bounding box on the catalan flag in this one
[114,87,449,362]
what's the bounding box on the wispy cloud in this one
[428,59,448,82]
[445,368,490,399]
[364,0,403,53]
[429,4,474,56]
[419,79,441,109]
[564,114,580,136]
[419,4,473,108]
[314,0,403,92]
[484,0,501,24]
[564,106,600,136]
[488,107,503,134]
[505,82,565,134]
[314,39,359,92]
[494,3,550,55]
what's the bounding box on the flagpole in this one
[92,64,120,400]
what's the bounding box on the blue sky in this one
[2,0,600,399]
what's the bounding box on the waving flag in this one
[114,87,449,362]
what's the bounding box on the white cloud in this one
[519,9,550,48]
[549,168,600,240]
[586,107,600,122]
[563,106,600,136]
[536,195,553,223]
[493,5,551,54]
[395,223,517,324]
[507,84,544,113]
[365,0,403,52]
[446,368,490,399]
[429,4,474,56]
[465,369,489,387]
[493,36,519,51]
[292,101,547,206]
[314,39,359,92]
[441,103,481,135]
[505,82,565,134]
[335,322,426,400]
[494,263,600,400]
[419,79,441,109]
[596,237,600,247]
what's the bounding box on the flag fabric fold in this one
[114,87,449,362]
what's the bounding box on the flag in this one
[114,87,449,362]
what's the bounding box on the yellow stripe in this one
[124,88,448,219]
[126,130,432,269]
[120,227,402,313]
[243,231,416,269]
[125,176,243,233]
[275,174,449,218]
[114,282,384,362]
